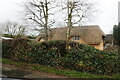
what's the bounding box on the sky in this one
[0,0,119,34]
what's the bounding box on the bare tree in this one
[24,0,56,41]
[61,0,95,40]
[2,21,26,37]
[2,22,26,37]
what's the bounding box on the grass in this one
[113,74,120,78]
[2,58,119,78]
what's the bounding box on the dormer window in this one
[72,36,80,40]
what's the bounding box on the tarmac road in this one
[1,63,68,79]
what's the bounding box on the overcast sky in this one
[0,0,120,34]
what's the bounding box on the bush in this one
[2,40,13,58]
[2,39,120,75]
[28,40,67,66]
[3,34,16,38]
[2,37,31,62]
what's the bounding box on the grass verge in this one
[2,58,119,78]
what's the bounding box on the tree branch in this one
[29,17,44,27]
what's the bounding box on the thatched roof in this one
[38,25,105,45]
[104,34,114,44]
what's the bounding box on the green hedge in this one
[2,38,120,75]
[2,38,31,61]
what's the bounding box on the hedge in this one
[2,38,120,75]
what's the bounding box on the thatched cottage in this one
[36,25,105,50]
[104,34,116,48]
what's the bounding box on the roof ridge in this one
[50,25,99,29]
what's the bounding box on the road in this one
[1,63,68,79]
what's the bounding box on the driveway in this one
[1,63,68,79]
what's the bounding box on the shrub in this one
[65,43,119,75]
[2,40,13,58]
[28,40,67,66]
[37,40,67,57]
[2,39,120,75]
[2,37,31,62]
[3,34,16,38]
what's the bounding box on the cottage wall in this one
[89,40,104,50]
[69,37,104,50]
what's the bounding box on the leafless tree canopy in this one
[61,0,94,24]
[24,0,95,40]
[2,21,26,36]
[24,0,56,40]
[61,0,95,40]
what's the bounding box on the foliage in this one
[3,34,37,39]
[113,25,120,69]
[2,38,31,61]
[113,25,120,46]
[2,34,23,38]
[27,35,37,39]
[2,39,13,58]
[2,38,120,75]
[2,58,112,78]
[104,45,119,52]
[3,34,16,38]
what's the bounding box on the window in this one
[72,36,80,40]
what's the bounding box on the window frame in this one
[72,36,80,41]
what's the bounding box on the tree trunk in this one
[66,2,73,41]
[44,0,49,41]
